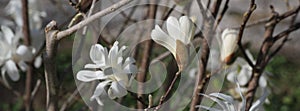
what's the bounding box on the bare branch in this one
[22,0,33,110]
[237,0,256,68]
[56,0,133,40]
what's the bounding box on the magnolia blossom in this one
[220,29,239,65]
[76,41,138,105]
[151,16,195,70]
[0,26,34,82]
[226,50,268,91]
[197,80,269,111]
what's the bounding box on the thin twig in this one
[56,0,134,40]
[213,0,230,30]
[236,0,256,68]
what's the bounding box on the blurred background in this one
[0,0,300,111]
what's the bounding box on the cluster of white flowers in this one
[75,16,272,108]
[0,0,44,84]
[0,26,41,84]
[76,41,138,105]
[197,80,269,111]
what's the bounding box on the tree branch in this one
[56,0,133,40]
[237,0,256,68]
[21,0,33,110]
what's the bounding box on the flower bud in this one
[220,28,239,65]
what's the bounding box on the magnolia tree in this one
[0,0,299,111]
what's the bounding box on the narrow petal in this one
[235,78,246,111]
[226,71,236,83]
[84,64,102,69]
[179,16,194,44]
[237,66,251,86]
[209,93,234,104]
[34,56,42,68]
[90,44,106,65]
[18,61,27,72]
[108,81,127,99]
[1,26,14,44]
[166,16,183,41]
[199,93,228,110]
[77,70,106,82]
[90,80,111,105]
[151,25,176,55]
[108,41,119,67]
[123,64,138,74]
[4,60,20,81]
[123,57,136,67]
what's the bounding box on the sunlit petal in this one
[4,60,20,81]
[166,16,182,40]
[77,70,106,82]
[151,25,176,55]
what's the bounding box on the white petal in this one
[1,26,14,44]
[226,71,236,83]
[84,64,102,69]
[245,50,255,63]
[123,57,136,67]
[108,81,127,99]
[259,75,267,88]
[151,25,176,55]
[34,56,42,68]
[179,16,194,44]
[4,60,20,81]
[16,45,33,61]
[90,80,111,105]
[166,16,183,41]
[235,79,246,111]
[123,64,138,74]
[18,61,27,72]
[199,93,228,110]
[237,66,251,86]
[108,41,119,67]
[209,93,234,104]
[90,44,106,65]
[77,70,106,82]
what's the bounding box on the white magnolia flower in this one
[220,28,239,65]
[76,41,138,105]
[226,50,268,89]
[197,80,269,111]
[151,16,195,71]
[0,26,34,82]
